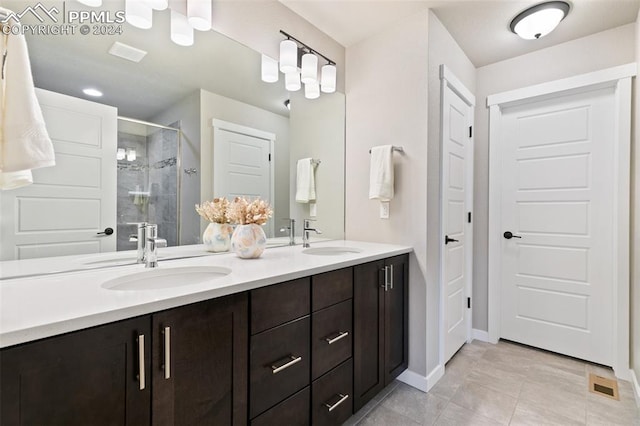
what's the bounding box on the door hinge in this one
[469,126,472,138]
[268,153,271,161]
[467,297,471,309]
[467,212,471,223]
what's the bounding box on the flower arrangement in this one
[227,196,273,226]
[195,197,230,224]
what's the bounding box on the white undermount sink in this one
[302,246,363,256]
[101,266,232,291]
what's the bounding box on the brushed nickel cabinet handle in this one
[381,266,389,291]
[271,355,302,374]
[390,264,394,290]
[325,331,349,345]
[163,326,171,379]
[137,334,145,390]
[325,394,349,412]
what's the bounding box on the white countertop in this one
[0,240,412,349]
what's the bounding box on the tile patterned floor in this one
[345,340,640,425]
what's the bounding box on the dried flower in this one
[195,197,230,224]
[227,196,273,225]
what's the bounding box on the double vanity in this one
[0,240,411,425]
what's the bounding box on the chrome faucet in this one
[144,224,159,268]
[279,218,296,246]
[129,222,148,264]
[129,222,167,267]
[302,219,322,248]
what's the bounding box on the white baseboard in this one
[397,364,444,393]
[631,368,640,408]
[472,328,490,342]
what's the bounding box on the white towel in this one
[0,24,55,189]
[295,158,316,203]
[0,170,33,190]
[369,145,394,201]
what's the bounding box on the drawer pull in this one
[325,394,349,412]
[325,331,349,345]
[137,334,145,391]
[271,355,302,374]
[163,326,171,379]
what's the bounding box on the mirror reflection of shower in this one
[116,117,181,251]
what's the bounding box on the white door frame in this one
[211,119,276,236]
[487,63,635,379]
[438,64,475,366]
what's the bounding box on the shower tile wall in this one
[147,128,178,248]
[116,132,149,251]
[116,127,178,251]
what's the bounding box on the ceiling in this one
[279,0,640,67]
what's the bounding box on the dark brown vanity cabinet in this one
[0,316,152,426]
[353,254,409,412]
[0,293,248,426]
[249,268,355,426]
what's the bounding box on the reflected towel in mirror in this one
[295,158,316,203]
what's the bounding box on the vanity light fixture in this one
[510,1,570,40]
[76,0,102,7]
[121,0,213,46]
[187,0,212,31]
[83,88,103,97]
[170,9,194,46]
[126,148,137,162]
[267,30,337,100]
[116,148,126,161]
[125,0,153,29]
[261,54,279,83]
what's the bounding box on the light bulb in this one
[261,55,279,83]
[305,81,320,99]
[280,40,298,74]
[301,52,318,84]
[170,10,194,46]
[320,64,336,93]
[125,0,153,29]
[187,0,212,31]
[285,72,301,92]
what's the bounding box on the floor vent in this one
[588,373,619,400]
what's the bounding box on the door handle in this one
[503,231,522,239]
[445,235,459,245]
[97,227,114,235]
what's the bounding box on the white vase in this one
[231,224,267,259]
[202,222,233,252]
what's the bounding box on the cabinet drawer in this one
[312,268,352,311]
[312,359,353,426]
[251,387,309,426]
[251,277,310,334]
[250,316,310,418]
[312,300,352,380]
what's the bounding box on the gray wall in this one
[346,10,430,378]
[289,90,345,240]
[473,23,636,332]
[200,89,290,237]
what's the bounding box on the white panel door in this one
[0,89,117,260]
[212,122,273,235]
[500,86,615,365]
[442,81,473,363]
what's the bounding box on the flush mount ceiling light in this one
[510,1,570,40]
[83,88,103,97]
[265,30,337,100]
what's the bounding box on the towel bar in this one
[369,146,404,154]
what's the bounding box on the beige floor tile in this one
[450,382,517,425]
[586,390,640,425]
[358,405,421,426]
[466,360,526,398]
[518,380,586,423]
[510,400,585,425]
[429,370,466,401]
[522,362,587,397]
[433,402,502,426]
[380,383,448,425]
[445,352,480,377]
[527,350,587,378]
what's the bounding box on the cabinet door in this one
[353,259,385,412]
[1,316,151,426]
[152,293,248,426]
[384,255,409,385]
